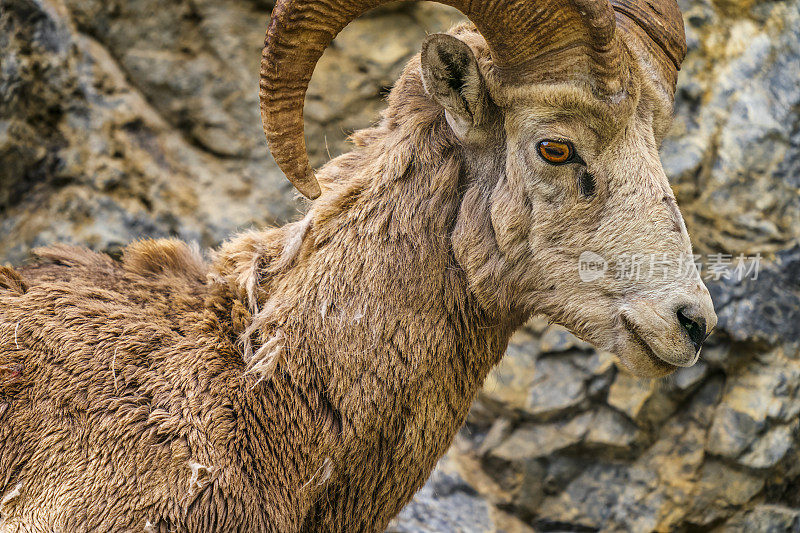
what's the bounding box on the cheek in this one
[488,176,533,255]
[508,147,568,206]
[527,202,596,251]
[524,223,585,286]
[528,178,569,207]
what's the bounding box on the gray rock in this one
[479,329,540,416]
[707,405,764,458]
[673,360,709,391]
[490,414,592,462]
[663,0,800,256]
[539,326,593,353]
[606,371,678,428]
[724,504,800,533]
[525,356,589,419]
[739,423,797,470]
[584,407,639,452]
[708,245,800,346]
[0,0,301,263]
[389,467,492,533]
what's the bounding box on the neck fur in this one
[209,58,519,527]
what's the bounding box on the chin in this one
[565,321,680,378]
[614,340,679,379]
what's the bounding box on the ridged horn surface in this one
[260,0,683,198]
[612,0,687,92]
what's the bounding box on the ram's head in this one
[259,0,716,378]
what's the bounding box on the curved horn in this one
[612,0,687,94]
[260,0,628,199]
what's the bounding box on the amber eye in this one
[537,140,575,165]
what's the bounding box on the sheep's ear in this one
[421,33,488,138]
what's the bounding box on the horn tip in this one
[294,170,322,200]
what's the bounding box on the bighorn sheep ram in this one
[0,0,717,530]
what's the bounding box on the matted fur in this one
[0,50,508,531]
[0,21,713,532]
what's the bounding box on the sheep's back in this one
[0,241,261,531]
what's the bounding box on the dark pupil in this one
[545,146,565,158]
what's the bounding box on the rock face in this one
[663,0,800,257]
[2,0,799,531]
[0,0,462,263]
[0,0,295,264]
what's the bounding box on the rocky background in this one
[1,0,799,531]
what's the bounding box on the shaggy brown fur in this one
[0,46,513,532]
[0,22,714,532]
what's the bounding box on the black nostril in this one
[677,307,707,353]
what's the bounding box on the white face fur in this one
[423,30,716,377]
[500,89,715,377]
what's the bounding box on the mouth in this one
[621,315,678,373]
